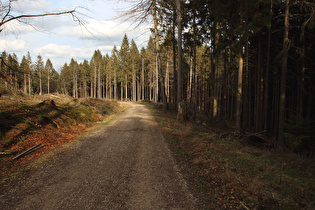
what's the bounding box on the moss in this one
[70,106,93,122]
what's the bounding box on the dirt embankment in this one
[0,94,125,181]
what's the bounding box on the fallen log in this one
[13,144,42,160]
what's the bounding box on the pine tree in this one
[20,55,31,94]
[35,55,44,95]
[44,59,54,94]
[130,39,140,101]
[119,34,131,101]
[111,45,119,100]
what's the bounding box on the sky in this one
[0,0,151,71]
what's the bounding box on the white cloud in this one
[0,39,29,52]
[1,20,37,35]
[12,0,52,13]
[58,19,149,41]
[98,45,117,52]
[33,43,94,59]
[32,43,91,70]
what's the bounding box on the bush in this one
[284,114,314,156]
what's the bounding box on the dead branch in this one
[1,10,76,28]
[240,201,250,210]
[243,131,269,142]
[13,143,43,160]
[0,0,79,33]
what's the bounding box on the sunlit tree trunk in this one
[24,73,27,94]
[141,57,145,100]
[93,65,96,98]
[47,67,50,94]
[125,75,128,101]
[236,0,244,130]
[109,74,112,100]
[28,72,31,95]
[152,0,165,104]
[72,67,76,98]
[132,59,136,101]
[98,62,101,99]
[165,57,170,103]
[106,73,109,99]
[187,57,193,103]
[39,67,42,95]
[121,81,123,101]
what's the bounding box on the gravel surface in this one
[0,103,196,209]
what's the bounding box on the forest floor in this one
[145,103,315,209]
[0,103,195,209]
[1,93,314,209]
[0,93,126,181]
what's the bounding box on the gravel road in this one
[0,103,196,209]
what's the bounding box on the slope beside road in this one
[0,103,196,209]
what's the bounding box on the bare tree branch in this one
[0,10,76,28]
[0,0,80,33]
[1,0,13,27]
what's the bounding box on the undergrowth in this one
[145,103,315,209]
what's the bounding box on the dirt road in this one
[0,103,196,209]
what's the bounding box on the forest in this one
[0,0,314,156]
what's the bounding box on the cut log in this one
[13,144,42,160]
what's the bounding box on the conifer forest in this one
[1,0,314,156]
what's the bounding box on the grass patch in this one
[69,105,93,122]
[102,105,130,126]
[1,170,23,183]
[145,103,315,209]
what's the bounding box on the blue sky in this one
[0,0,151,70]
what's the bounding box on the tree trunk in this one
[125,74,128,101]
[84,79,87,98]
[137,80,140,101]
[47,67,50,94]
[28,72,31,96]
[109,74,112,100]
[236,50,243,129]
[172,7,177,108]
[177,0,183,107]
[106,73,109,99]
[93,65,96,98]
[141,57,145,100]
[73,68,75,97]
[255,37,263,132]
[76,69,78,98]
[278,0,290,142]
[24,73,27,94]
[39,68,42,95]
[91,81,93,98]
[236,1,244,130]
[121,81,123,101]
[98,62,101,99]
[264,0,273,132]
[187,56,193,103]
[132,59,136,101]
[165,57,170,103]
[114,66,117,100]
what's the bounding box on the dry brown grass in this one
[0,94,125,181]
